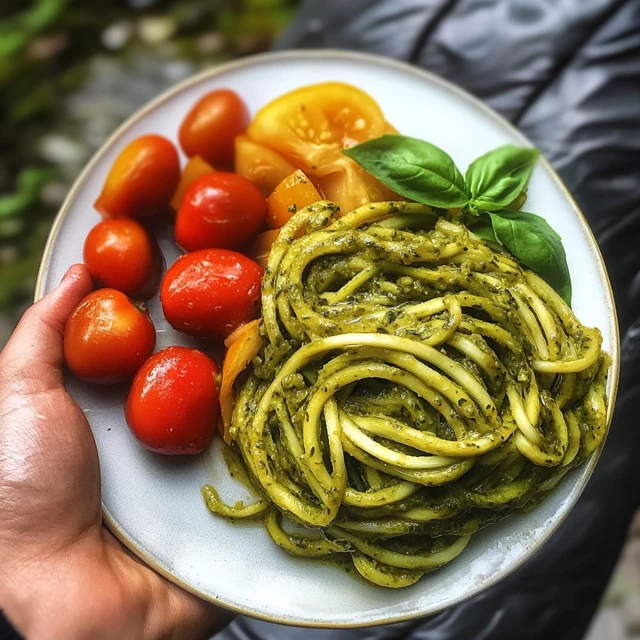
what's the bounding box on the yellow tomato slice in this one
[383,121,399,135]
[248,82,388,176]
[220,319,263,443]
[234,135,297,197]
[247,83,400,212]
[315,163,403,213]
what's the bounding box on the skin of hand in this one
[0,264,228,639]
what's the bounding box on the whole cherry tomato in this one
[179,89,249,168]
[83,219,161,298]
[125,346,219,455]
[64,289,156,383]
[94,134,180,219]
[174,172,267,252]
[161,249,262,340]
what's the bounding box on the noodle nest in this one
[203,200,609,588]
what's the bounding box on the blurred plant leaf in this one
[0,167,56,219]
[218,2,295,42]
[0,253,40,310]
[0,0,300,312]
[0,0,66,60]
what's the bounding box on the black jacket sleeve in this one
[0,610,22,640]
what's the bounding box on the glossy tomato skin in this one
[94,134,180,219]
[63,289,156,383]
[125,346,219,455]
[174,172,267,252]
[83,219,161,298]
[161,249,262,340]
[179,89,248,167]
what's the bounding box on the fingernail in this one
[62,264,82,283]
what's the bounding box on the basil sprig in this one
[465,145,539,212]
[343,135,572,305]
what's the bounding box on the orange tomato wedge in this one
[247,229,280,269]
[313,121,400,208]
[383,121,399,135]
[314,164,402,213]
[246,82,400,212]
[170,155,215,211]
[219,319,263,443]
[267,170,321,229]
[234,135,297,197]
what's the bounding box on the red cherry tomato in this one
[94,134,180,219]
[174,172,267,252]
[178,89,249,168]
[83,219,161,298]
[125,346,219,455]
[161,249,262,340]
[63,289,156,383]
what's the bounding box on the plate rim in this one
[35,48,621,628]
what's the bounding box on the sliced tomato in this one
[234,135,297,197]
[383,121,399,135]
[246,82,400,212]
[314,163,402,213]
[267,170,322,229]
[248,82,387,174]
[219,318,263,442]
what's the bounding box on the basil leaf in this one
[343,135,470,209]
[466,145,539,212]
[469,216,498,243]
[474,210,571,304]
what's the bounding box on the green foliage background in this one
[0,0,298,313]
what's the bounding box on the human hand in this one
[0,265,227,639]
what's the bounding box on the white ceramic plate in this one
[36,50,619,628]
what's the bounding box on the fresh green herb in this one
[0,167,55,219]
[465,145,539,212]
[472,210,571,304]
[504,190,528,211]
[0,0,65,61]
[343,135,572,305]
[470,215,498,243]
[343,135,470,209]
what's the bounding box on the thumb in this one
[0,264,93,390]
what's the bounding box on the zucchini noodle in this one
[204,200,610,588]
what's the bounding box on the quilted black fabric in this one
[219,1,640,638]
